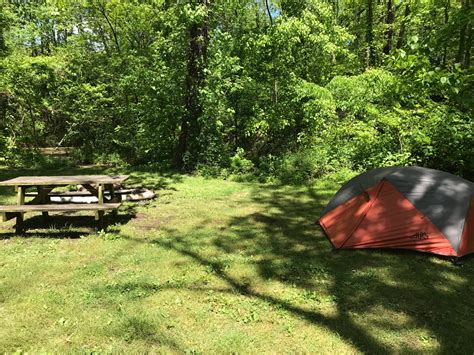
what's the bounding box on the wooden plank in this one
[28,186,54,205]
[82,184,99,198]
[107,184,118,217]
[17,186,25,205]
[0,203,121,213]
[98,184,104,204]
[24,189,144,197]
[37,186,51,219]
[38,147,72,156]
[96,184,105,222]
[0,175,129,186]
[1,211,19,222]
[16,186,24,226]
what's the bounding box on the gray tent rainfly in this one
[319,166,474,257]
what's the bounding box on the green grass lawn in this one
[0,165,473,353]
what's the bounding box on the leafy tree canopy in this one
[0,0,472,180]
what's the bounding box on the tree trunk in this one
[396,3,410,49]
[97,1,121,53]
[457,0,472,68]
[265,0,273,26]
[456,0,471,65]
[333,0,339,18]
[0,35,5,55]
[464,18,472,68]
[0,93,7,124]
[442,0,450,66]
[383,0,395,55]
[366,0,375,67]
[174,0,209,169]
[0,3,5,55]
[456,24,466,64]
[0,16,6,55]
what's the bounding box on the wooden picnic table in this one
[0,175,129,233]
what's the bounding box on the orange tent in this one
[319,167,474,257]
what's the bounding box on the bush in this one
[327,69,399,116]
[274,146,337,185]
[229,148,254,174]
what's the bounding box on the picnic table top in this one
[0,203,121,212]
[0,175,129,187]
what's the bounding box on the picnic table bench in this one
[0,175,129,233]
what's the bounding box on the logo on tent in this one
[411,232,429,241]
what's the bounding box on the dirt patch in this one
[133,213,149,221]
[131,213,174,231]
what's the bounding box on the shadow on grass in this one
[1,166,472,351]
[120,182,472,353]
[122,168,184,192]
[223,184,473,353]
[109,315,184,351]
[0,211,136,239]
[0,230,86,240]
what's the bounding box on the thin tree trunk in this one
[460,0,472,68]
[0,2,5,54]
[174,0,209,169]
[456,24,466,64]
[464,19,472,68]
[0,93,7,124]
[366,0,375,67]
[383,0,395,55]
[0,24,6,55]
[442,0,450,66]
[456,0,470,65]
[97,1,121,53]
[265,0,273,26]
[265,0,278,103]
[396,3,410,49]
[333,0,339,18]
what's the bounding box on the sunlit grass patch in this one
[0,166,473,353]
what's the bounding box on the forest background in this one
[0,0,472,182]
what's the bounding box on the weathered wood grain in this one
[0,203,121,212]
[0,175,129,186]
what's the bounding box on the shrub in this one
[229,148,255,175]
[275,146,338,184]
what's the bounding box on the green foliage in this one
[230,148,255,175]
[318,67,472,178]
[274,146,335,184]
[327,69,399,114]
[0,0,472,182]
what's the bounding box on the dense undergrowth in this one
[0,1,473,182]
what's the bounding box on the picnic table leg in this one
[16,186,25,233]
[107,184,118,218]
[37,186,50,221]
[95,183,105,229]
